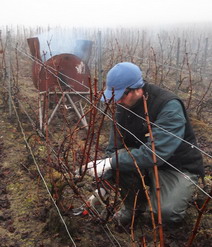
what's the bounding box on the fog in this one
[1,0,212,28]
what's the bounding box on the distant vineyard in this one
[0,25,211,247]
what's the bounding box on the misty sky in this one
[1,0,212,28]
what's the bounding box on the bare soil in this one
[0,89,211,247]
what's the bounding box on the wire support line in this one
[10,96,77,247]
[104,224,123,247]
[13,93,125,245]
[19,51,211,160]
[114,122,212,200]
[30,68,211,199]
[120,55,212,104]
[14,44,211,198]
[101,45,212,77]
[88,204,125,247]
[15,96,76,175]
[11,95,210,246]
[14,45,211,159]
[15,46,90,91]
[16,43,211,107]
[14,94,123,245]
[130,55,212,77]
[2,83,64,163]
[117,103,212,159]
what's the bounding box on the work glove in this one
[87,158,111,177]
[87,188,107,206]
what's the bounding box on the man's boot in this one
[114,190,147,227]
[112,169,148,227]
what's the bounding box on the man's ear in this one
[135,88,143,96]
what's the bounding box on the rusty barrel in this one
[27,37,91,93]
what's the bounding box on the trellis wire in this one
[15,45,212,159]
[9,88,77,247]
[12,42,212,199]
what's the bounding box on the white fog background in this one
[1,0,212,28]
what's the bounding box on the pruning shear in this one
[72,205,89,216]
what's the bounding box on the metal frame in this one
[38,91,90,131]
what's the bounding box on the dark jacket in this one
[107,83,204,177]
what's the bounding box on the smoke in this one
[35,28,92,62]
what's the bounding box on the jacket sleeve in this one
[110,100,186,172]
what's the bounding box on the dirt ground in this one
[0,91,211,247]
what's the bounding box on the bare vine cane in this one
[151,47,158,84]
[110,91,121,212]
[115,38,123,62]
[186,189,212,247]
[92,105,112,209]
[87,92,116,221]
[78,77,100,179]
[0,30,7,83]
[46,42,71,127]
[114,126,158,247]
[15,43,19,87]
[130,190,139,247]
[79,77,96,180]
[143,94,164,247]
[57,78,93,177]
[196,79,212,119]
[43,46,66,208]
[68,79,104,219]
[185,53,193,110]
